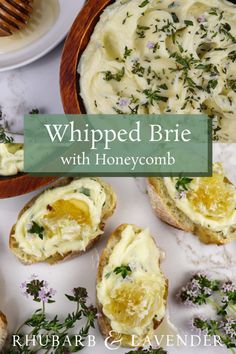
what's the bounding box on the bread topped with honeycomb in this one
[147,163,236,245]
[97,224,168,347]
[10,177,116,264]
[0,312,7,351]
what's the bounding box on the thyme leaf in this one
[80,187,91,197]
[103,67,125,82]
[114,265,132,279]
[28,221,45,240]
[175,177,193,192]
[139,0,149,8]
[143,89,168,105]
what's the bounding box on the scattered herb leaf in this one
[139,0,149,8]
[103,67,125,82]
[114,265,132,279]
[175,177,193,192]
[28,221,45,240]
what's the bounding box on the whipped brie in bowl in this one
[79,0,236,142]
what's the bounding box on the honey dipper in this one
[0,0,33,37]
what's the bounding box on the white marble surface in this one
[0,25,236,354]
[0,42,64,138]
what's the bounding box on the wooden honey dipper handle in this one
[0,0,33,37]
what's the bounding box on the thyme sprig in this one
[194,318,236,350]
[126,347,167,354]
[29,108,40,114]
[0,127,14,143]
[178,274,236,352]
[0,109,14,143]
[178,273,220,306]
[5,276,97,354]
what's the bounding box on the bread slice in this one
[97,224,168,347]
[147,177,231,245]
[10,177,116,265]
[0,312,7,351]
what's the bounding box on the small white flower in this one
[222,282,236,293]
[30,274,38,280]
[222,319,236,339]
[222,295,229,303]
[176,191,186,199]
[27,222,33,231]
[203,287,213,296]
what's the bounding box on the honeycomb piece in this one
[189,169,235,220]
[44,199,91,225]
[105,281,156,327]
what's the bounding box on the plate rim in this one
[0,34,65,73]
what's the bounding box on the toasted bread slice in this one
[97,224,168,347]
[10,177,116,265]
[147,177,233,245]
[0,312,7,351]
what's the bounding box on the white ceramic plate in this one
[0,0,85,72]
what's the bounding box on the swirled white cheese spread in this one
[0,143,24,176]
[79,0,236,142]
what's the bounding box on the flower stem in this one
[207,297,219,310]
[228,303,236,314]
[42,301,45,315]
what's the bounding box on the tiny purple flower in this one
[31,274,38,280]
[20,281,27,289]
[49,288,57,296]
[27,222,33,231]
[221,318,236,339]
[203,287,213,296]
[147,41,155,49]
[176,191,187,199]
[38,289,48,303]
[23,291,29,299]
[43,281,49,289]
[197,15,206,23]
[221,281,236,293]
[222,295,229,303]
[97,312,103,319]
[118,97,130,107]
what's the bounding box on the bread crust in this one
[9,177,117,265]
[147,177,229,245]
[96,224,168,348]
[0,312,7,351]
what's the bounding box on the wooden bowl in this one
[60,0,111,114]
[0,174,57,199]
